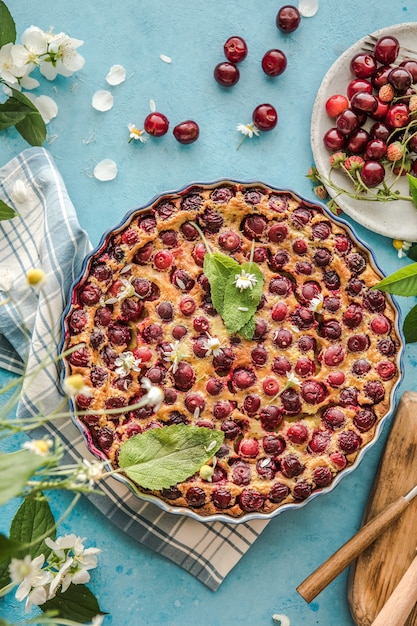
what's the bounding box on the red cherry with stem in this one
[262,49,287,77]
[276,5,301,32]
[214,61,239,86]
[325,94,349,118]
[144,112,169,136]
[373,35,400,64]
[173,120,199,144]
[252,103,278,131]
[224,36,247,63]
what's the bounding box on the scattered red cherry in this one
[325,94,349,118]
[173,120,199,144]
[214,61,240,87]
[276,5,301,33]
[144,112,169,137]
[252,103,278,131]
[262,49,287,77]
[224,36,248,63]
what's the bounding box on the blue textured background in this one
[1,1,417,625]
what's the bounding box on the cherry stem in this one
[190,221,212,254]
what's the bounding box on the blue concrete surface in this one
[1,1,417,625]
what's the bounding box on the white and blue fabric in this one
[0,147,269,591]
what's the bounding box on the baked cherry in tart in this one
[63,181,402,519]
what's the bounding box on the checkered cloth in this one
[0,147,269,591]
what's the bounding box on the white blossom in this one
[234,268,258,291]
[9,554,52,613]
[46,534,100,596]
[139,377,164,410]
[76,458,107,488]
[202,334,223,357]
[39,31,85,80]
[162,340,189,373]
[104,278,134,304]
[237,123,259,139]
[0,42,26,86]
[308,293,324,313]
[22,438,53,456]
[62,373,92,398]
[128,123,147,143]
[114,351,142,377]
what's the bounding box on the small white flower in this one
[9,553,52,613]
[0,42,26,86]
[140,377,164,410]
[92,89,114,112]
[284,371,301,389]
[22,438,53,456]
[162,340,183,373]
[63,373,92,397]
[105,64,126,85]
[93,159,118,181]
[80,459,107,487]
[234,268,258,291]
[128,123,148,143]
[202,334,223,357]
[393,238,413,258]
[237,123,260,139]
[46,534,100,595]
[114,351,142,377]
[308,293,324,313]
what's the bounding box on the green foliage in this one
[0,450,47,505]
[10,497,56,559]
[0,1,16,47]
[119,424,224,490]
[41,584,104,623]
[203,252,240,315]
[408,174,417,208]
[403,304,417,344]
[374,263,417,297]
[222,261,264,334]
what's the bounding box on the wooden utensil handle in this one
[370,553,417,626]
[297,496,409,603]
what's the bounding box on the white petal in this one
[19,75,39,90]
[94,159,117,181]
[149,98,156,112]
[33,95,58,123]
[92,90,114,112]
[159,54,172,64]
[39,60,58,80]
[105,64,126,85]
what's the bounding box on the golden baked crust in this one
[63,182,402,519]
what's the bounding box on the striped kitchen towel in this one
[0,147,269,591]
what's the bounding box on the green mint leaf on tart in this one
[408,174,417,209]
[222,262,264,335]
[203,252,240,315]
[118,424,224,491]
[403,304,417,344]
[374,263,417,296]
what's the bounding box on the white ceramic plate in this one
[311,22,417,241]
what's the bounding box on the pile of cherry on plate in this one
[322,35,417,188]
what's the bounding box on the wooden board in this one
[348,392,417,626]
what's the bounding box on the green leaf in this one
[15,111,47,146]
[0,450,47,505]
[41,584,104,622]
[239,316,256,340]
[0,199,18,221]
[408,173,417,208]
[374,263,417,296]
[10,497,56,559]
[403,303,417,344]
[0,1,16,47]
[118,424,224,490]
[203,252,240,315]
[0,534,22,561]
[0,98,31,130]
[222,262,264,335]
[407,244,417,262]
